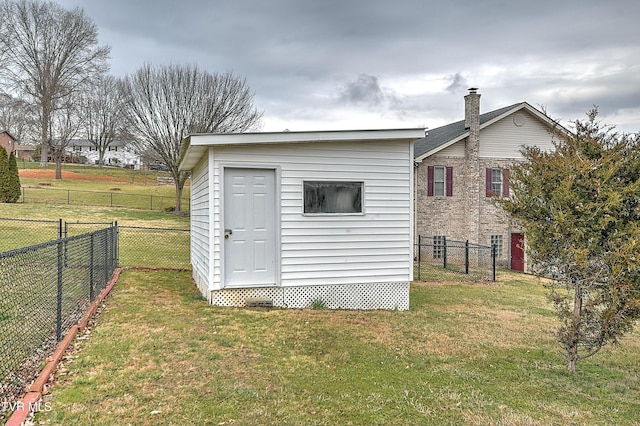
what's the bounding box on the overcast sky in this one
[56,0,640,133]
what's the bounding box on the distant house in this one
[0,131,16,155]
[0,131,35,161]
[178,128,423,310]
[414,89,563,272]
[65,139,141,169]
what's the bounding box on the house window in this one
[73,146,82,151]
[303,181,363,214]
[491,168,502,195]
[491,235,503,258]
[486,168,510,197]
[433,235,446,259]
[434,166,445,196]
[427,166,453,196]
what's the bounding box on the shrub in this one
[6,150,21,202]
[0,146,21,203]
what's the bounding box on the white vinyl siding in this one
[208,140,413,286]
[437,142,465,157]
[189,154,211,291]
[479,111,557,158]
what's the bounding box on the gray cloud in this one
[340,74,386,106]
[54,0,640,132]
[445,73,468,94]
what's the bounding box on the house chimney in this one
[464,88,480,129]
[463,88,481,246]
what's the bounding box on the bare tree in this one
[123,63,262,211]
[0,0,110,178]
[79,75,128,167]
[49,100,80,176]
[0,92,37,142]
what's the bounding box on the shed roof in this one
[179,128,425,171]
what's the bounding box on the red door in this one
[510,233,524,272]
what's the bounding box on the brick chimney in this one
[464,88,481,161]
[464,87,480,130]
[463,88,481,245]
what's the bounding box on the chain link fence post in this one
[465,240,469,275]
[114,221,119,267]
[492,244,497,282]
[56,238,63,342]
[443,236,447,270]
[417,235,422,281]
[89,233,95,301]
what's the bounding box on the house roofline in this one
[179,128,425,171]
[0,130,17,141]
[415,132,469,162]
[415,102,568,162]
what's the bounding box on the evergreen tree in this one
[498,108,640,372]
[0,146,9,202]
[6,150,21,202]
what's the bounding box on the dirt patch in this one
[19,169,119,181]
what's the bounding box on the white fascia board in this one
[189,128,425,146]
[179,128,425,171]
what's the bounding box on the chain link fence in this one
[18,186,189,212]
[1,218,191,269]
[117,226,190,269]
[0,226,117,402]
[415,235,497,282]
[0,218,190,402]
[0,218,63,252]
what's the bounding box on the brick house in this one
[0,131,35,161]
[0,131,16,155]
[414,89,562,271]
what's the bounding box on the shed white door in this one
[223,168,277,287]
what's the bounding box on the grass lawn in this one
[34,270,640,425]
[0,202,190,268]
[16,163,189,211]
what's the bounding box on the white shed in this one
[178,128,424,310]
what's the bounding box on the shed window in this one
[304,181,363,214]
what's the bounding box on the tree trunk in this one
[40,109,49,167]
[566,284,583,372]
[175,183,183,212]
[173,171,190,212]
[55,158,62,179]
[98,145,106,168]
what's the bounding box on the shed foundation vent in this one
[246,298,274,308]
